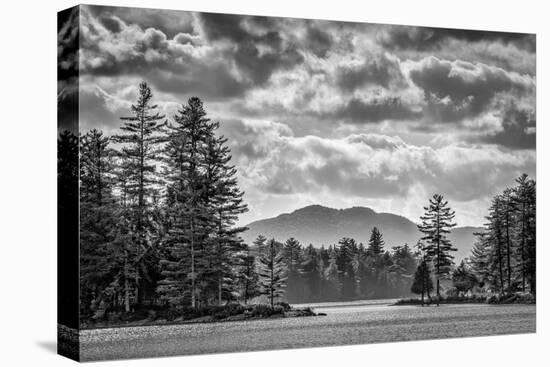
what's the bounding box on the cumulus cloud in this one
[222,120,535,207]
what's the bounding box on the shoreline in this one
[393,294,536,306]
[81,306,321,331]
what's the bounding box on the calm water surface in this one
[80,300,535,361]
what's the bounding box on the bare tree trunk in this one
[218,214,223,306]
[218,274,223,306]
[436,212,440,306]
[498,245,505,295]
[521,203,526,293]
[505,218,512,291]
[190,218,196,309]
[124,253,130,312]
[270,255,274,308]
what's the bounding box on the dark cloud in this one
[233,36,303,85]
[379,25,535,53]
[99,16,122,33]
[476,106,536,150]
[198,12,249,42]
[199,13,304,86]
[409,57,534,122]
[305,23,333,58]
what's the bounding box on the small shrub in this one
[158,308,183,321]
[250,304,284,317]
[275,302,291,312]
[224,303,245,316]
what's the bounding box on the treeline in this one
[468,175,536,295]
[250,228,419,304]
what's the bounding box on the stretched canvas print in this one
[57,4,537,362]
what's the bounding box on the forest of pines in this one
[58,82,536,327]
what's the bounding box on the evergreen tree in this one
[367,227,385,256]
[388,244,416,296]
[253,235,268,253]
[237,244,259,304]
[337,237,358,300]
[500,188,516,290]
[80,129,114,205]
[452,261,478,295]
[485,196,506,294]
[300,244,322,301]
[203,133,248,305]
[257,239,287,308]
[513,174,536,294]
[411,260,433,305]
[284,237,302,271]
[158,97,214,308]
[418,194,457,305]
[366,228,387,297]
[79,130,117,314]
[283,237,303,302]
[469,234,491,289]
[113,81,166,306]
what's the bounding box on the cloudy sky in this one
[60,5,536,227]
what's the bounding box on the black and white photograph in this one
[56,2,537,363]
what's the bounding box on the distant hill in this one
[242,205,481,262]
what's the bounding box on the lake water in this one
[80,300,536,361]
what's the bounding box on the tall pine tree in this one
[158,97,213,308]
[79,129,117,315]
[113,81,166,307]
[513,174,536,294]
[418,194,457,305]
[258,239,287,308]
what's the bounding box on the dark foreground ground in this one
[79,300,535,361]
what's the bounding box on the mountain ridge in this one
[242,205,482,262]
